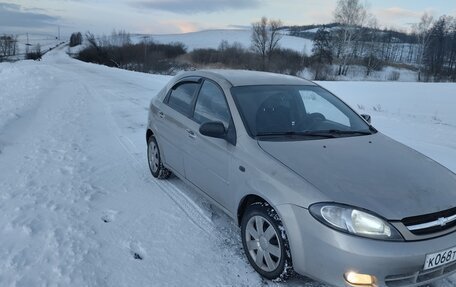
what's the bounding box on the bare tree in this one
[85,32,99,49]
[268,19,283,61]
[413,13,434,81]
[251,17,269,69]
[0,34,18,59]
[251,17,283,70]
[333,0,367,75]
[111,29,131,47]
[363,17,383,76]
[421,16,456,81]
[311,27,333,79]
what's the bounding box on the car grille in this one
[385,261,456,287]
[402,207,456,236]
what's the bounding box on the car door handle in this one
[186,129,196,139]
[158,111,165,119]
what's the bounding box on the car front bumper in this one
[276,204,456,287]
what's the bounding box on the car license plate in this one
[424,246,456,270]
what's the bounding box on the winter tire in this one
[147,135,171,179]
[241,202,293,280]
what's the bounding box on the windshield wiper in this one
[256,131,336,138]
[256,130,373,139]
[325,129,373,135]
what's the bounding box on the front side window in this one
[193,81,231,127]
[231,85,373,140]
[167,82,199,116]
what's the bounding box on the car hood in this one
[258,133,456,220]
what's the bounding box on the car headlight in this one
[309,203,403,241]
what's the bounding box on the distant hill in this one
[281,23,416,43]
[132,29,314,55]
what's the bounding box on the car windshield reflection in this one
[231,85,374,140]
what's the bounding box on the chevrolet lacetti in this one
[146,70,456,287]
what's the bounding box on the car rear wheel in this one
[241,202,293,280]
[147,136,171,179]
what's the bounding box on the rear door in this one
[156,78,200,177]
[183,79,236,208]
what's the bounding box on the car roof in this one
[176,69,316,87]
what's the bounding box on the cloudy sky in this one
[1,0,455,36]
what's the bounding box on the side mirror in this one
[199,121,226,139]
[361,114,371,124]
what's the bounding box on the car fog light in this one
[344,272,375,286]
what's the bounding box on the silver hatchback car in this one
[146,70,456,287]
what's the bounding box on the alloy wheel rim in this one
[245,215,282,272]
[148,141,159,173]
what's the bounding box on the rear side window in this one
[193,81,231,127]
[167,82,199,116]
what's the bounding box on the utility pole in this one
[143,35,149,61]
[26,33,30,54]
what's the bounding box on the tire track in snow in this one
[79,72,220,238]
[87,81,220,236]
[114,135,286,286]
[116,135,216,236]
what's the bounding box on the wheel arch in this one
[146,129,154,143]
[237,194,270,226]
[238,193,295,279]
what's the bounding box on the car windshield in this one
[231,85,373,140]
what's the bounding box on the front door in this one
[183,79,235,208]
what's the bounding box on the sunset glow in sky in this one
[1,0,455,36]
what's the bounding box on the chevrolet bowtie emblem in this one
[438,217,449,227]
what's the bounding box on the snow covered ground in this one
[134,29,313,54]
[301,65,418,82]
[320,81,456,172]
[0,46,455,287]
[1,33,62,61]
[16,33,62,54]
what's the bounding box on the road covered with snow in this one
[0,47,455,287]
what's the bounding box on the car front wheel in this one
[147,135,171,179]
[241,202,293,280]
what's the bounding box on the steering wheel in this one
[298,113,326,130]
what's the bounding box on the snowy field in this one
[16,33,62,54]
[1,33,62,60]
[0,46,455,287]
[134,29,313,54]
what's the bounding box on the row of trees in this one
[0,35,18,59]
[422,16,456,81]
[69,32,83,47]
[308,0,456,81]
[309,0,406,78]
[78,30,187,74]
[190,40,305,75]
[0,34,41,61]
[249,10,422,80]
[76,24,306,76]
